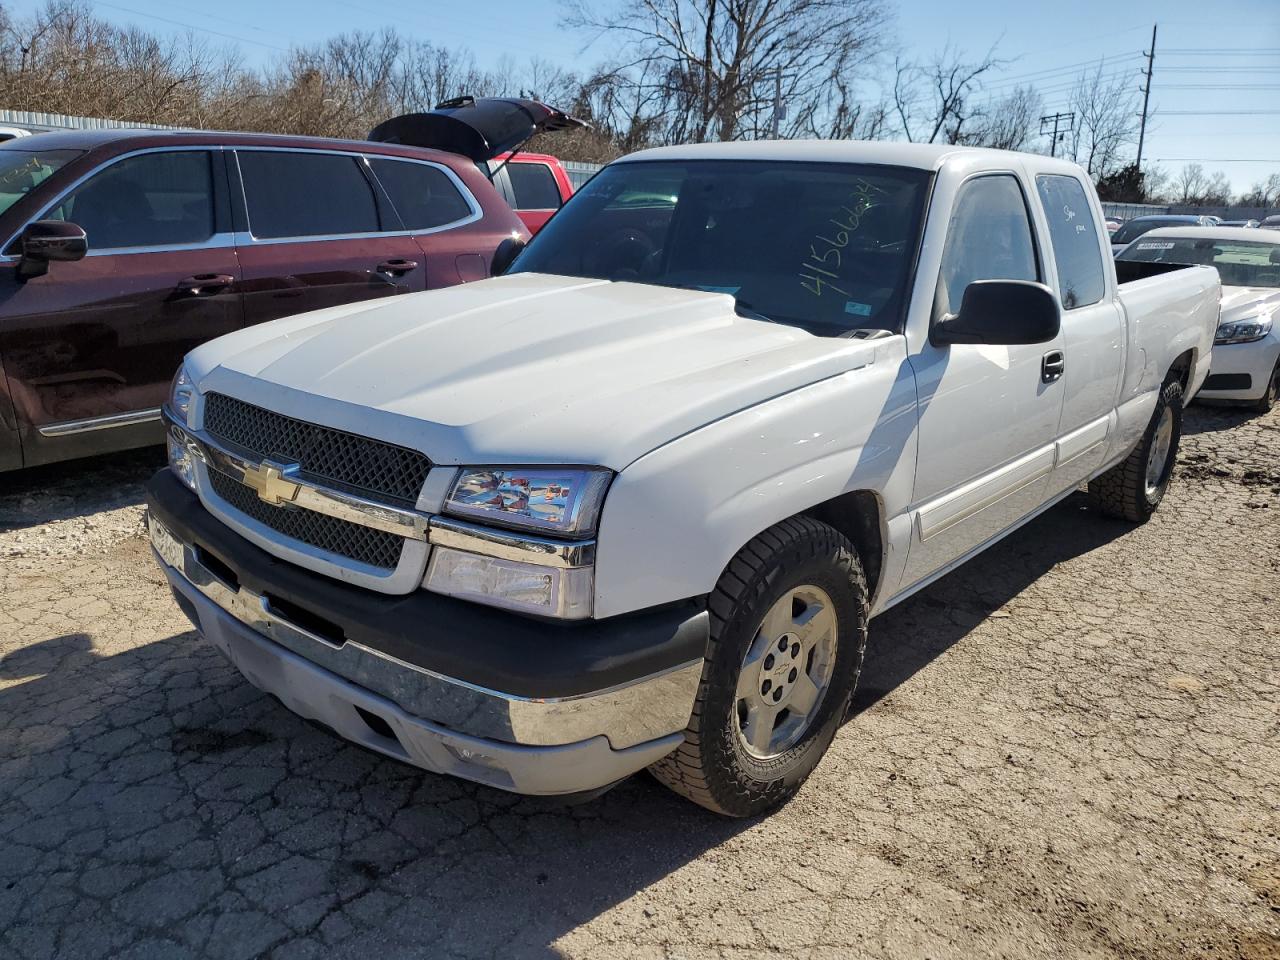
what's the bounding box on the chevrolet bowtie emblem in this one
[240,459,302,506]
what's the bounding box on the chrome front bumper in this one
[150,513,700,795]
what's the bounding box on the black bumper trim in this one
[146,469,708,698]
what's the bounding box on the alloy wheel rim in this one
[1145,405,1175,496]
[734,585,839,760]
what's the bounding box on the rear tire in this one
[1088,378,1184,523]
[648,516,868,818]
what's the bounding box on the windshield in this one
[1119,236,1280,289]
[1111,218,1195,245]
[509,159,931,336]
[0,148,81,219]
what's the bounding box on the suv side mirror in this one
[932,279,1060,346]
[491,236,526,277]
[17,220,87,281]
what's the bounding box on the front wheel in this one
[1088,378,1184,523]
[1252,358,1279,414]
[648,516,868,818]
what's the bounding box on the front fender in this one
[593,342,919,619]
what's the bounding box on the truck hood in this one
[1220,285,1280,321]
[189,274,885,470]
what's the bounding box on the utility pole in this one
[1136,23,1157,173]
[770,67,784,139]
[1039,111,1075,157]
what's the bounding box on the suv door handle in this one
[1042,350,1065,383]
[176,274,234,296]
[376,259,419,277]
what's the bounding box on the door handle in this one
[1042,350,1065,383]
[376,259,419,277]
[176,274,235,296]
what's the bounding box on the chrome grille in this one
[203,393,430,506]
[208,469,403,570]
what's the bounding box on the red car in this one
[0,99,580,471]
[486,153,575,234]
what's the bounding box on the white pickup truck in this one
[147,141,1220,817]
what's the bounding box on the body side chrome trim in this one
[149,513,700,749]
[38,406,162,437]
[915,445,1056,542]
[428,515,595,569]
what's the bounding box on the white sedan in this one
[1118,226,1280,412]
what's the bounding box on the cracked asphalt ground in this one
[1,405,1277,960]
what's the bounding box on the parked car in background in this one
[147,141,1219,817]
[0,126,32,143]
[370,97,586,235]
[1219,219,1259,228]
[1259,215,1280,231]
[1118,226,1280,411]
[484,152,574,234]
[1109,214,1218,255]
[1104,216,1125,237]
[0,127,528,472]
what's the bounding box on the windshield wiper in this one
[733,299,781,325]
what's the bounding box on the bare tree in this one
[568,0,891,144]
[1066,60,1140,178]
[1238,173,1280,208]
[892,44,1004,144]
[964,84,1042,151]
[1172,163,1210,205]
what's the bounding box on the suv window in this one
[508,162,562,210]
[238,151,379,239]
[937,175,1039,317]
[51,150,213,250]
[1036,175,1105,308]
[369,158,473,230]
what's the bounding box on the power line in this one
[95,1,292,52]
[1039,111,1075,157]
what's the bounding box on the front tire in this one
[1252,359,1279,414]
[649,516,868,818]
[1088,378,1184,523]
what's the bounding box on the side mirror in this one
[491,236,526,277]
[17,220,87,281]
[932,279,1060,346]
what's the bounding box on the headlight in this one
[167,428,197,492]
[1215,314,1273,345]
[167,365,194,425]
[444,467,611,536]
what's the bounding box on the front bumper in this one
[147,470,707,796]
[1196,332,1280,402]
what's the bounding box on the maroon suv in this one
[0,124,530,471]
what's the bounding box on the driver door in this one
[903,173,1066,585]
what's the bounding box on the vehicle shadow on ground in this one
[851,491,1129,716]
[0,492,1142,959]
[0,445,162,531]
[1182,402,1259,436]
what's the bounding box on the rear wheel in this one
[1088,378,1184,523]
[649,516,868,818]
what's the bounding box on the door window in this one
[507,162,562,210]
[936,175,1039,317]
[50,150,214,250]
[238,151,380,239]
[1036,175,1105,308]
[368,158,473,230]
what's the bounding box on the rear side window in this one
[508,162,562,210]
[238,151,379,239]
[1036,175,1106,308]
[52,150,213,250]
[936,175,1039,317]
[369,158,473,230]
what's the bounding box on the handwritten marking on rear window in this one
[800,180,885,298]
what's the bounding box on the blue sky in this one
[8,0,1279,193]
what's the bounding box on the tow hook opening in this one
[354,706,398,743]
